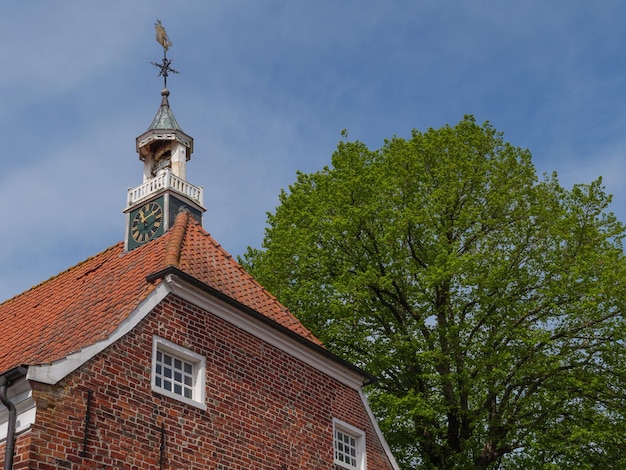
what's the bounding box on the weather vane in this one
[151,20,179,89]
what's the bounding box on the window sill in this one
[152,385,207,411]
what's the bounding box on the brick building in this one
[0,66,399,468]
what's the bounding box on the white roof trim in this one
[162,274,367,390]
[27,272,368,391]
[358,389,401,470]
[27,283,170,384]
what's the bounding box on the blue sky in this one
[1,1,625,301]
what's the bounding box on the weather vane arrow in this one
[151,20,179,89]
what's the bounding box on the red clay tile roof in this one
[0,211,322,374]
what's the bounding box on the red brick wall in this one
[2,294,395,469]
[0,430,31,469]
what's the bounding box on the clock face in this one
[130,201,164,244]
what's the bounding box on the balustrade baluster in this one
[127,168,203,207]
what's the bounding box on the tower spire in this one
[124,20,205,251]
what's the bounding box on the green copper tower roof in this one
[148,88,182,130]
[136,87,194,162]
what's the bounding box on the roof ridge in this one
[0,242,123,307]
[163,210,190,269]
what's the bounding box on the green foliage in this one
[241,116,626,469]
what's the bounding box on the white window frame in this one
[151,336,206,410]
[333,418,366,470]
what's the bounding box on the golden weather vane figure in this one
[151,19,178,88]
[155,19,172,50]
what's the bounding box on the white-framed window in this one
[151,336,206,410]
[333,418,366,470]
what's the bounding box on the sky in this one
[1,1,626,302]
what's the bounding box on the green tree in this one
[242,116,626,469]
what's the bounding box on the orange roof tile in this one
[0,211,322,374]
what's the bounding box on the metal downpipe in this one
[0,367,27,470]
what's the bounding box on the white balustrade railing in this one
[127,169,204,207]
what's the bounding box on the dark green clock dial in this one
[130,201,164,244]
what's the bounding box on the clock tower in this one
[124,22,205,251]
